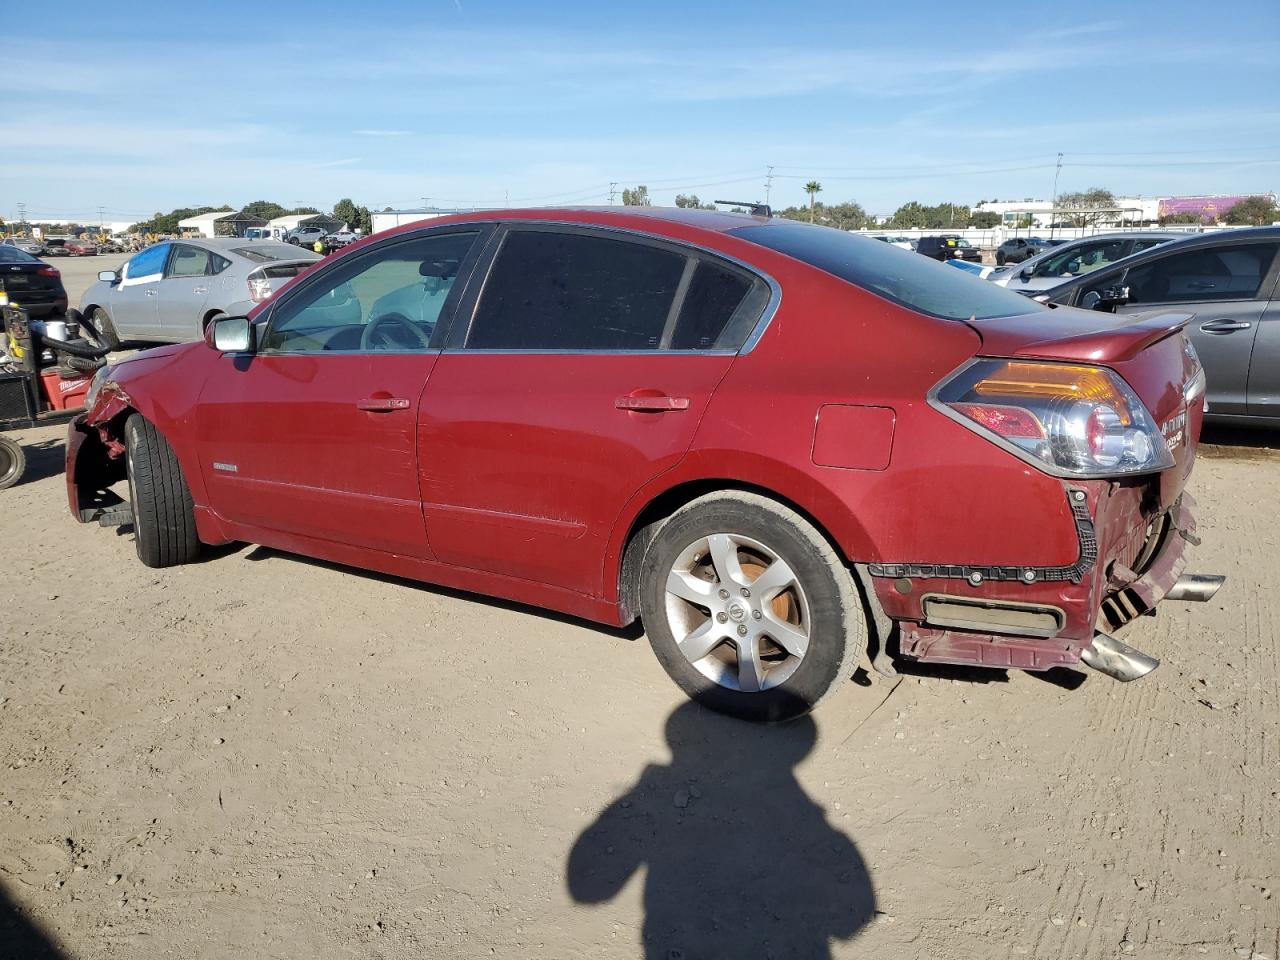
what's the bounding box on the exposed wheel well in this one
[617,479,852,624]
[201,309,225,331]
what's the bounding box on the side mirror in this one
[98,270,119,283]
[210,316,254,353]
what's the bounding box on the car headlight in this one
[84,366,110,409]
[933,359,1175,478]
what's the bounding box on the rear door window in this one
[166,245,212,278]
[466,230,686,350]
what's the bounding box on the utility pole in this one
[1050,152,1064,238]
[764,165,774,207]
[420,196,431,211]
[16,202,27,234]
[97,206,106,233]
[608,182,618,205]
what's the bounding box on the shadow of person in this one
[568,699,876,959]
[0,881,68,959]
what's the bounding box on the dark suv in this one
[916,235,982,263]
[995,236,1051,266]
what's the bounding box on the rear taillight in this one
[248,276,272,303]
[38,266,60,278]
[934,359,1174,478]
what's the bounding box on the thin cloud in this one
[353,129,411,137]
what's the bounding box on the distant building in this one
[177,210,269,238]
[370,207,479,235]
[1157,194,1276,223]
[975,193,1276,229]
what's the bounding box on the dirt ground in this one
[1,259,1277,958]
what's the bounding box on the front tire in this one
[125,415,201,568]
[0,436,26,490]
[85,307,121,351]
[639,492,867,722]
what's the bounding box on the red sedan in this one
[66,208,1220,720]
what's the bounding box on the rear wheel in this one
[125,414,201,567]
[996,252,1006,266]
[639,492,867,722]
[0,436,26,490]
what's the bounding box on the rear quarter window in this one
[732,221,1044,321]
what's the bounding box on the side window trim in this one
[257,226,491,355]
[445,221,777,354]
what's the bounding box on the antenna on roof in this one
[714,200,772,218]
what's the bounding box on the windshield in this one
[731,221,1045,321]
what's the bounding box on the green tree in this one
[1224,196,1278,226]
[887,201,929,229]
[333,198,360,228]
[970,210,1001,229]
[674,193,715,209]
[291,206,321,216]
[241,200,288,221]
[1159,212,1204,226]
[804,181,823,222]
[1056,187,1117,227]
[622,185,651,206]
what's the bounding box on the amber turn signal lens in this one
[972,361,1133,425]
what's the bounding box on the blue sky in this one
[4,0,1278,225]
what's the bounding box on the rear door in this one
[418,225,772,597]
[1079,240,1280,415]
[152,243,215,341]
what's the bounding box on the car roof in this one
[167,237,320,261]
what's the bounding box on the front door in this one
[1107,240,1280,416]
[195,230,485,557]
[420,226,771,597]
[111,242,170,337]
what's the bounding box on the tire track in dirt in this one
[1029,459,1280,960]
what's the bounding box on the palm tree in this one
[805,181,823,222]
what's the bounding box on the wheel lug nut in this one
[752,609,762,620]
[740,588,750,598]
[718,589,730,600]
[736,624,748,636]
[716,612,729,623]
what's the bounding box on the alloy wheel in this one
[663,533,811,693]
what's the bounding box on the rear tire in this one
[125,414,201,567]
[639,491,867,722]
[0,436,26,490]
[996,252,1006,266]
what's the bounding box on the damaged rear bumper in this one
[867,490,1220,677]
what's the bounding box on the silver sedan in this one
[79,238,321,347]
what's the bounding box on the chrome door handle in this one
[1199,319,1252,334]
[616,394,690,412]
[357,397,410,412]
[144,289,156,297]
[193,286,208,295]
